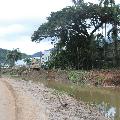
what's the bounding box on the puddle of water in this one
[74,87,120,120]
[46,81,120,120]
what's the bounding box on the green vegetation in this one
[23,58,31,66]
[0,48,29,66]
[0,48,8,64]
[6,48,22,67]
[32,0,120,70]
[68,70,88,84]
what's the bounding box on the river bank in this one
[1,76,110,120]
[2,68,120,87]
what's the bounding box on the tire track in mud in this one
[0,80,17,120]
[1,78,48,120]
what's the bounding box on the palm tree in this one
[99,0,120,66]
[107,21,120,66]
[6,48,22,67]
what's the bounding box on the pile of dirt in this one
[88,69,120,86]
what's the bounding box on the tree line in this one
[31,0,120,70]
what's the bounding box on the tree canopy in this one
[6,48,22,67]
[32,0,120,69]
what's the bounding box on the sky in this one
[0,0,119,55]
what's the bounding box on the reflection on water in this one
[98,102,116,119]
[106,107,116,119]
[74,87,120,120]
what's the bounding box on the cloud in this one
[0,0,72,54]
[0,0,72,21]
[0,0,119,55]
[0,24,27,37]
[0,36,54,55]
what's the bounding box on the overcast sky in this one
[0,0,119,55]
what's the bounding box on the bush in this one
[68,70,89,84]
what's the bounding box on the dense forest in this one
[32,0,120,70]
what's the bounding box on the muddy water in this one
[46,81,120,120]
[73,87,120,120]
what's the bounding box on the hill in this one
[31,49,53,58]
[31,51,42,58]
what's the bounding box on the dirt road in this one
[0,78,48,120]
[0,80,16,120]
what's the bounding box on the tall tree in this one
[6,48,22,67]
[32,1,120,69]
[99,0,120,66]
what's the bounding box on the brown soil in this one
[0,78,48,120]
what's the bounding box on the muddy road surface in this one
[0,80,16,120]
[0,78,47,120]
